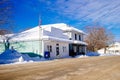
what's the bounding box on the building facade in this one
[0,23,87,58]
[98,42,120,54]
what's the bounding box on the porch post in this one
[84,46,87,54]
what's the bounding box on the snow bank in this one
[0,49,42,64]
[75,55,88,58]
[0,49,119,65]
[85,52,120,57]
[86,52,100,56]
[100,53,120,56]
[75,52,100,58]
[0,50,22,64]
[75,52,120,58]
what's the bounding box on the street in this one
[0,56,120,80]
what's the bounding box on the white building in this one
[98,42,120,54]
[0,23,87,58]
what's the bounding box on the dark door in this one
[56,44,59,56]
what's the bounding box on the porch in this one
[69,44,86,57]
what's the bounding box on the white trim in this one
[43,36,87,45]
[64,27,86,35]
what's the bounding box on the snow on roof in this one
[108,47,120,51]
[43,36,87,45]
[42,23,86,35]
[43,36,73,43]
[107,42,120,50]
[64,27,86,35]
[73,40,87,45]
[10,27,40,41]
[98,42,120,52]
[0,34,14,42]
[1,23,86,43]
[41,23,67,28]
[109,42,120,46]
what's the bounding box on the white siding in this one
[44,41,69,59]
[71,32,84,41]
[43,27,68,39]
[10,40,43,55]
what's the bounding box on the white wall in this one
[43,27,68,39]
[98,42,120,54]
[10,40,43,55]
[44,41,69,59]
[71,31,83,41]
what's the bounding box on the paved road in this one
[0,56,120,80]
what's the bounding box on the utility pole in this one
[38,14,42,55]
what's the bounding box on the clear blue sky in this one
[13,0,120,41]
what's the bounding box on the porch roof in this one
[43,36,87,45]
[42,36,73,43]
[64,27,86,35]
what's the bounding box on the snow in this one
[0,49,43,64]
[43,36,73,43]
[8,23,87,45]
[75,52,120,58]
[10,27,40,41]
[86,52,100,56]
[47,23,86,35]
[75,55,88,58]
[100,53,120,56]
[18,56,24,62]
[0,49,120,65]
[98,42,120,54]
[0,49,22,64]
[75,52,100,58]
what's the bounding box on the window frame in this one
[79,35,81,41]
[75,34,77,40]
[47,45,52,52]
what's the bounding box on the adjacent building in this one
[98,42,120,54]
[0,23,87,58]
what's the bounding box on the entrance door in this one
[73,46,77,53]
[73,46,77,56]
[56,44,59,56]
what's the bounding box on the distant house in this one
[0,23,87,58]
[98,42,120,54]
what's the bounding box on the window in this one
[56,43,59,56]
[69,38,72,40]
[56,47,59,56]
[50,45,52,52]
[75,34,77,40]
[47,45,49,51]
[47,45,52,52]
[63,46,66,52]
[79,35,81,41]
[73,46,77,53]
[56,44,59,46]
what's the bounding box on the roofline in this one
[43,36,87,45]
[64,27,86,35]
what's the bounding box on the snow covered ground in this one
[75,52,120,58]
[0,49,46,64]
[0,50,120,65]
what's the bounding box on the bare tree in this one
[85,26,114,52]
[0,29,11,50]
[0,0,14,50]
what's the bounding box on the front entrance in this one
[69,44,86,57]
[56,43,59,56]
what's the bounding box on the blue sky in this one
[13,0,120,41]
